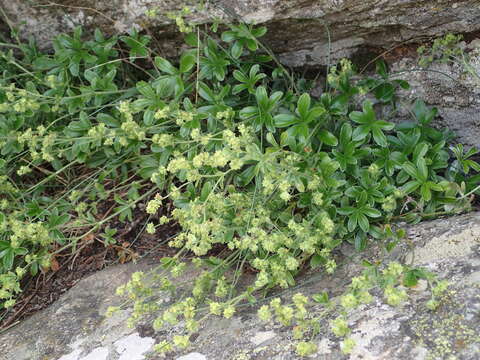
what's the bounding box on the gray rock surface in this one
[308,38,480,149]
[387,40,480,149]
[1,211,480,360]
[1,0,480,67]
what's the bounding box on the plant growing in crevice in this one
[0,10,478,356]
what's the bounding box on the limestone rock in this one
[1,0,480,67]
[388,41,480,149]
[0,212,479,359]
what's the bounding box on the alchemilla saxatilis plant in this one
[0,16,478,356]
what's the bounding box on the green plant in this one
[0,17,477,355]
[254,259,449,356]
[418,33,480,84]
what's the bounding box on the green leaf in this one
[376,60,388,78]
[305,107,326,123]
[318,129,338,146]
[245,38,258,51]
[352,125,370,141]
[362,207,381,218]
[420,183,432,201]
[402,162,419,179]
[402,180,421,194]
[416,157,428,182]
[143,110,155,125]
[274,113,297,127]
[349,101,375,124]
[337,206,355,215]
[312,291,329,304]
[354,232,368,251]
[372,127,387,147]
[251,26,267,38]
[185,32,200,46]
[394,79,410,89]
[198,82,215,102]
[136,81,156,99]
[233,70,247,83]
[403,270,419,287]
[1,248,14,270]
[155,56,178,75]
[357,214,370,232]
[375,83,395,102]
[413,142,429,161]
[69,61,80,76]
[297,93,311,118]
[347,214,358,232]
[310,254,323,268]
[250,64,260,77]
[233,84,247,95]
[265,132,278,147]
[221,31,236,42]
[255,86,269,108]
[48,213,71,228]
[33,56,58,70]
[270,91,283,104]
[386,241,399,252]
[238,165,257,186]
[231,41,243,59]
[200,181,213,201]
[339,123,353,144]
[179,53,196,73]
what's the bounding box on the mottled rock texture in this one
[1,212,479,359]
[388,40,480,149]
[1,0,480,67]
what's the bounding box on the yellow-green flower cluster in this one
[7,218,51,248]
[192,271,213,298]
[173,335,190,348]
[340,337,356,354]
[223,304,236,318]
[257,304,272,321]
[269,298,294,326]
[331,316,350,337]
[0,176,17,195]
[296,341,318,357]
[384,285,408,306]
[168,7,194,33]
[432,280,449,297]
[146,222,156,234]
[214,276,229,298]
[120,118,145,141]
[17,165,31,176]
[209,301,223,316]
[161,297,197,326]
[382,262,404,278]
[0,85,40,114]
[175,110,194,126]
[152,133,175,147]
[87,123,115,147]
[327,58,354,88]
[146,194,163,215]
[16,126,59,164]
[292,293,309,320]
[116,271,152,302]
[0,271,22,308]
[381,195,396,212]
[154,105,170,120]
